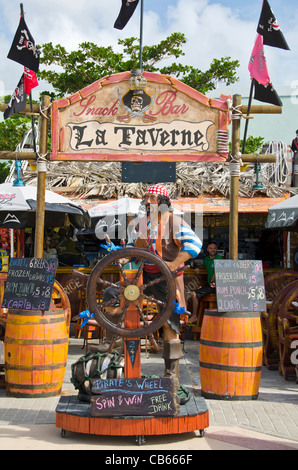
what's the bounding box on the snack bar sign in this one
[51,71,231,162]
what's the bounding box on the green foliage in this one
[1,33,240,158]
[241,135,265,155]
[0,161,12,183]
[0,115,31,152]
[37,33,240,98]
[0,95,37,152]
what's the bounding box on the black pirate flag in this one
[257,0,290,50]
[253,80,283,107]
[4,74,27,120]
[114,0,139,30]
[7,16,40,72]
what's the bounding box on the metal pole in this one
[20,4,37,153]
[139,0,144,70]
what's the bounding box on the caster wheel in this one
[61,429,66,438]
[199,429,205,438]
[136,435,146,445]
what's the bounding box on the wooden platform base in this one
[56,394,209,442]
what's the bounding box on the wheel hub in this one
[124,284,140,301]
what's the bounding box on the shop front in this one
[43,193,290,324]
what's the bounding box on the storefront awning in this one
[75,195,289,214]
[173,196,289,213]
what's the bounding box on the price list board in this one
[2,257,58,311]
[214,259,266,312]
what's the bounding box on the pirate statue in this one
[98,185,202,396]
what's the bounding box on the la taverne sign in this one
[51,71,231,162]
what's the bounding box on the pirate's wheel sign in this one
[51,71,231,162]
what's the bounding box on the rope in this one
[229,151,243,176]
[37,103,51,167]
[262,141,289,185]
[39,102,51,120]
[229,161,241,176]
[231,105,243,120]
[217,130,229,153]
[71,351,124,391]
[37,156,47,172]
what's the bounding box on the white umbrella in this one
[265,195,298,231]
[89,197,183,240]
[0,183,91,229]
[88,197,143,221]
[89,197,182,222]
[88,197,144,240]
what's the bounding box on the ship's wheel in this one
[86,247,177,338]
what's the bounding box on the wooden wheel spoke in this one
[100,296,123,309]
[140,292,166,309]
[116,261,130,285]
[135,303,149,326]
[113,300,130,328]
[132,259,145,285]
[96,278,121,290]
[140,275,166,292]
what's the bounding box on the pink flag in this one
[248,34,271,86]
[23,66,38,95]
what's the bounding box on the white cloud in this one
[0,0,295,100]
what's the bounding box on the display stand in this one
[56,252,209,444]
[56,394,209,444]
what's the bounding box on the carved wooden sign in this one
[51,71,231,162]
[89,376,180,417]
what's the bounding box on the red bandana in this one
[145,184,170,199]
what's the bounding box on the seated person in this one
[189,241,223,324]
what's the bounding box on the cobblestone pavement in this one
[0,337,297,450]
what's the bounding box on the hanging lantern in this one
[252,161,264,190]
[13,161,25,187]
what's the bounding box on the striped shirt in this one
[127,212,202,271]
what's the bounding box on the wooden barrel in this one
[199,310,263,400]
[4,307,69,397]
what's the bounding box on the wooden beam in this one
[0,151,42,161]
[241,104,282,115]
[0,103,40,114]
[242,154,277,163]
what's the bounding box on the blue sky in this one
[0,0,296,99]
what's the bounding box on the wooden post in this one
[229,94,241,260]
[123,271,142,379]
[34,95,50,258]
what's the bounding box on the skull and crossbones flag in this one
[114,0,140,30]
[257,0,290,50]
[7,15,40,72]
[23,67,38,95]
[253,80,283,107]
[4,74,27,120]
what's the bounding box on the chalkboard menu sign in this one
[2,257,58,311]
[90,377,180,417]
[214,259,266,312]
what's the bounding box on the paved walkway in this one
[0,337,297,450]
